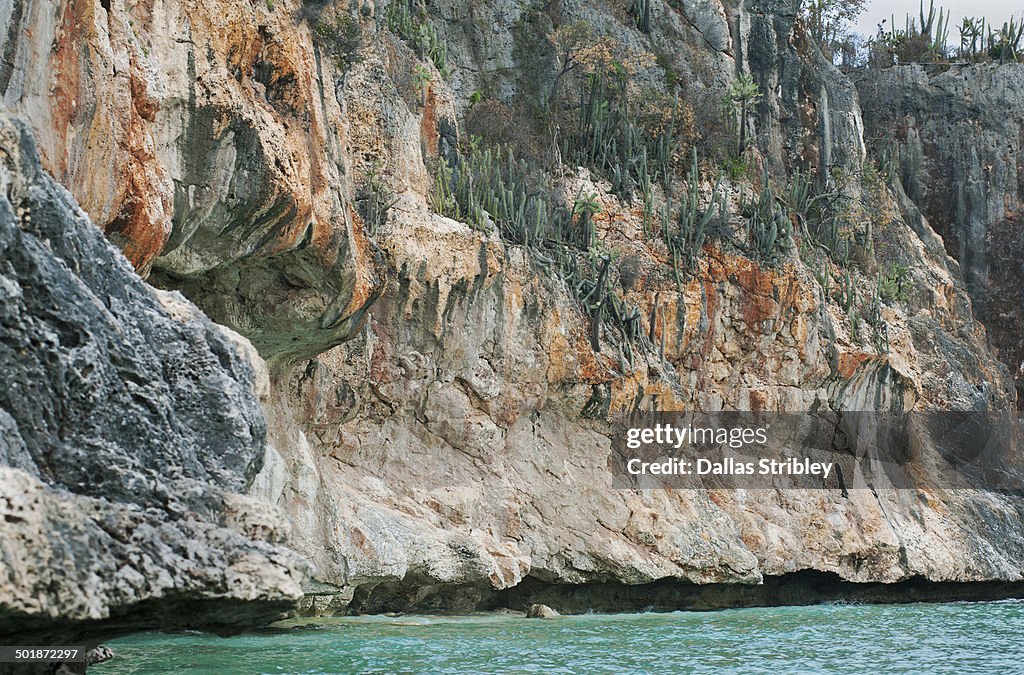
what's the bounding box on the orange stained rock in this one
[636,379,688,412]
[837,350,873,379]
[50,0,86,177]
[420,85,439,157]
[345,205,386,314]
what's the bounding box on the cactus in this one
[573,191,602,250]
[787,165,813,221]
[815,261,833,296]
[878,142,900,184]
[863,281,890,353]
[786,165,846,261]
[430,124,663,362]
[357,162,398,235]
[581,255,613,352]
[959,17,987,59]
[725,74,762,156]
[664,148,723,272]
[629,0,652,34]
[412,64,432,106]
[834,269,857,313]
[647,296,660,344]
[386,1,450,76]
[567,72,679,201]
[878,263,910,303]
[741,170,791,262]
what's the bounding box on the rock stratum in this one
[2,0,1024,634]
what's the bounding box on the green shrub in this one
[313,13,364,73]
[878,263,910,303]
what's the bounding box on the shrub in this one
[313,13,364,74]
[878,263,910,303]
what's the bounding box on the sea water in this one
[95,600,1024,674]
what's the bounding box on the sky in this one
[854,0,1024,39]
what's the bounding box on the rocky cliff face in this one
[2,0,1024,621]
[0,115,306,644]
[856,64,1024,403]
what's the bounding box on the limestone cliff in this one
[2,0,1024,622]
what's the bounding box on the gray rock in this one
[856,64,1024,399]
[0,115,307,645]
[86,645,115,666]
[526,603,559,618]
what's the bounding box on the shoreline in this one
[287,573,1024,620]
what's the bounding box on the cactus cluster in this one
[565,73,679,202]
[870,1,1022,65]
[834,269,857,313]
[740,172,791,263]
[990,18,1024,63]
[431,139,655,364]
[918,0,951,56]
[786,165,847,263]
[878,263,910,304]
[959,15,1022,62]
[868,0,950,64]
[433,144,567,246]
[663,148,723,276]
[386,0,450,76]
[575,249,646,365]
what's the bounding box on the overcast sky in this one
[854,0,1024,38]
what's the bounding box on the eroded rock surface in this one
[856,64,1024,402]
[1,0,382,361]
[0,115,306,644]
[2,0,1024,619]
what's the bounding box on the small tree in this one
[802,0,869,63]
[725,74,762,157]
[546,22,626,110]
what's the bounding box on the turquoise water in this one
[96,601,1024,674]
